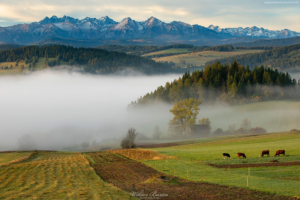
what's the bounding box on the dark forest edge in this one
[0,45,196,74]
[206,44,300,70]
[0,44,23,51]
[130,60,300,107]
[99,44,274,57]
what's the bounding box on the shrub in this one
[248,127,267,134]
[120,128,137,149]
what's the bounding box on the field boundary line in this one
[0,151,37,167]
[208,161,300,168]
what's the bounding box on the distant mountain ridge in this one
[207,25,300,39]
[230,36,300,47]
[0,15,299,45]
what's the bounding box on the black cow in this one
[223,153,231,159]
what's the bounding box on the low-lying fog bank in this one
[0,69,179,150]
[0,69,300,151]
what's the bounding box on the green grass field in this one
[152,49,265,67]
[142,48,192,57]
[142,132,300,197]
[0,152,135,199]
[0,152,31,164]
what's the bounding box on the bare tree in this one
[241,117,251,132]
[228,123,236,133]
[121,128,138,149]
[153,126,162,140]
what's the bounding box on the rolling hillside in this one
[206,44,300,70]
[231,36,300,47]
[143,132,300,197]
[0,45,179,75]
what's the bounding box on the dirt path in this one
[86,152,293,200]
[208,161,300,168]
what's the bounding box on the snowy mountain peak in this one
[122,17,133,23]
[100,16,109,20]
[100,16,112,21]
[145,16,162,26]
[111,17,137,30]
[99,16,117,25]
[207,25,300,38]
[1,16,299,45]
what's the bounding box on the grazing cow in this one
[261,150,269,157]
[237,153,246,159]
[223,153,231,159]
[275,150,285,156]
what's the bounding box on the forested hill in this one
[131,60,298,106]
[0,44,22,51]
[231,36,300,47]
[206,44,300,70]
[98,44,194,56]
[0,45,177,74]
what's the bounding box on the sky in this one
[0,0,299,31]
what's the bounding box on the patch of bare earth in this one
[208,161,300,168]
[86,152,293,200]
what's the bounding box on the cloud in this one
[0,0,299,31]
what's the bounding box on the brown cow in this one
[275,150,285,156]
[261,150,269,157]
[237,152,246,159]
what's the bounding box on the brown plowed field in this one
[208,161,300,168]
[86,152,293,200]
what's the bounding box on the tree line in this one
[0,45,179,74]
[206,44,300,70]
[131,60,298,106]
[0,44,23,51]
[99,44,194,56]
[231,36,300,47]
[100,44,276,57]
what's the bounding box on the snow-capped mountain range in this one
[207,25,300,39]
[0,15,299,45]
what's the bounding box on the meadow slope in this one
[142,132,300,197]
[152,49,264,67]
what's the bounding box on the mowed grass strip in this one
[0,152,31,164]
[0,152,135,199]
[142,132,300,197]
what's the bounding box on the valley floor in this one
[142,132,300,198]
[1,132,299,199]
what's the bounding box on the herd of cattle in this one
[222,150,285,159]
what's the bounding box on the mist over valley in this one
[1,69,299,151]
[1,3,300,198]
